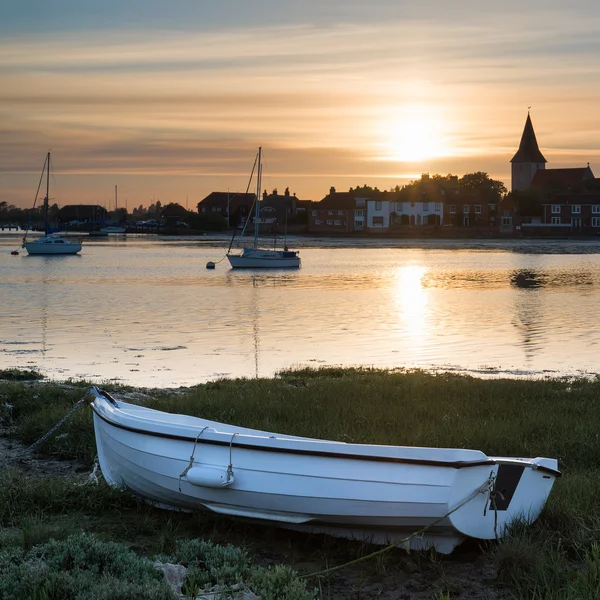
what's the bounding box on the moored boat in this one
[90,387,559,553]
[22,152,82,256]
[227,147,300,269]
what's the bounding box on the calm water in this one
[1,232,600,386]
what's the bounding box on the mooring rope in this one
[24,390,91,454]
[300,474,497,580]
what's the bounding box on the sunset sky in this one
[2,0,600,209]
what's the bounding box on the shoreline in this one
[1,368,599,599]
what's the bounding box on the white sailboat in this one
[22,152,82,256]
[90,387,559,554]
[227,147,300,269]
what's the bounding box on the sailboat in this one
[22,152,82,255]
[227,147,300,269]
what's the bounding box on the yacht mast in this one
[254,146,262,249]
[44,151,50,236]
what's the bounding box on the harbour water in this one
[2,232,600,386]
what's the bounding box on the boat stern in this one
[448,457,559,541]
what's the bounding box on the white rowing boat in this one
[90,387,559,553]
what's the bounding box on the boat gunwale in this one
[90,399,561,477]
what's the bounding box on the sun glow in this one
[383,105,450,162]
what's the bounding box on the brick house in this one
[197,192,255,228]
[443,197,497,228]
[542,193,600,232]
[308,188,370,233]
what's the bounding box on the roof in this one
[511,114,547,164]
[531,167,594,189]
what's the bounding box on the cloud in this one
[2,11,600,207]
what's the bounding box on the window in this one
[327,219,332,225]
[396,202,403,211]
[551,216,561,224]
[501,217,512,226]
[216,207,222,212]
[463,205,470,214]
[311,210,317,216]
[423,202,429,211]
[410,202,415,207]
[356,198,365,206]
[375,201,382,211]
[551,205,561,214]
[211,206,216,212]
[435,203,441,212]
[355,210,364,217]
[315,219,322,225]
[201,207,206,213]
[593,205,600,214]
[450,205,456,214]
[354,220,363,228]
[334,219,341,225]
[475,205,482,214]
[372,216,384,226]
[572,205,581,214]
[328,210,333,215]
[338,210,344,215]
[592,217,600,227]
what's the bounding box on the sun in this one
[383,105,449,162]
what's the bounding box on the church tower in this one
[511,113,547,191]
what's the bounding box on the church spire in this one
[511,113,547,164]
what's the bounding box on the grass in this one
[1,367,600,598]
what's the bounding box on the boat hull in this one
[227,251,300,269]
[23,238,82,255]
[91,390,558,553]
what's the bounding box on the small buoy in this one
[10,250,19,255]
[206,261,216,270]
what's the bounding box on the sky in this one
[2,0,600,210]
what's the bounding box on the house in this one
[308,187,367,233]
[541,193,600,231]
[197,192,255,228]
[394,199,444,227]
[443,198,497,228]
[260,188,308,224]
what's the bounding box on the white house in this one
[392,200,444,226]
[366,198,390,229]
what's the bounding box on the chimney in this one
[284,187,290,197]
[263,190,268,200]
[330,186,336,195]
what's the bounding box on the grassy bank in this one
[1,368,600,599]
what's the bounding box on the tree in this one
[459,172,506,203]
[506,188,545,217]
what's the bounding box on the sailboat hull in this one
[23,238,82,255]
[228,249,300,268]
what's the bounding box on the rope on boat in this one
[300,473,498,580]
[178,426,210,491]
[227,432,238,484]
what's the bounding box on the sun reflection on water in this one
[394,265,428,340]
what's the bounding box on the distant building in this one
[197,192,255,228]
[511,113,594,192]
[511,113,547,192]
